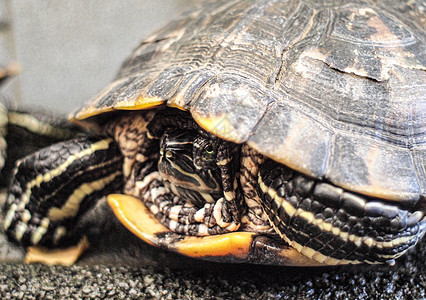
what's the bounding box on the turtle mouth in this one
[157,127,222,195]
[157,146,223,208]
[157,155,222,195]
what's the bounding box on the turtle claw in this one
[25,236,89,266]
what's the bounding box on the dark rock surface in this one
[0,241,424,299]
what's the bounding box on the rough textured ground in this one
[0,242,424,299]
[0,201,425,299]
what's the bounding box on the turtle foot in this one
[25,236,89,266]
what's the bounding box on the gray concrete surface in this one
[2,0,196,113]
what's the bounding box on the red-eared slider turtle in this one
[2,0,425,266]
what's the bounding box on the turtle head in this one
[158,128,223,206]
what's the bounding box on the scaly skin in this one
[3,108,424,265]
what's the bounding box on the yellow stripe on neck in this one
[19,138,114,208]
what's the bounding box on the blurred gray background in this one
[1,0,196,114]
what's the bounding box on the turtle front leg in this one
[3,136,124,248]
[256,158,426,265]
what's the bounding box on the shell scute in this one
[320,4,425,81]
[327,133,420,202]
[73,0,425,201]
[247,101,333,179]
[191,73,269,143]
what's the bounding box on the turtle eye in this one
[201,143,215,161]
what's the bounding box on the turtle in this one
[2,0,425,266]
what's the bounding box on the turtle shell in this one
[73,0,426,203]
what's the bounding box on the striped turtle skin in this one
[2,0,426,266]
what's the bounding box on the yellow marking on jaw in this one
[200,192,215,203]
[47,171,122,221]
[161,155,221,194]
[223,190,235,201]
